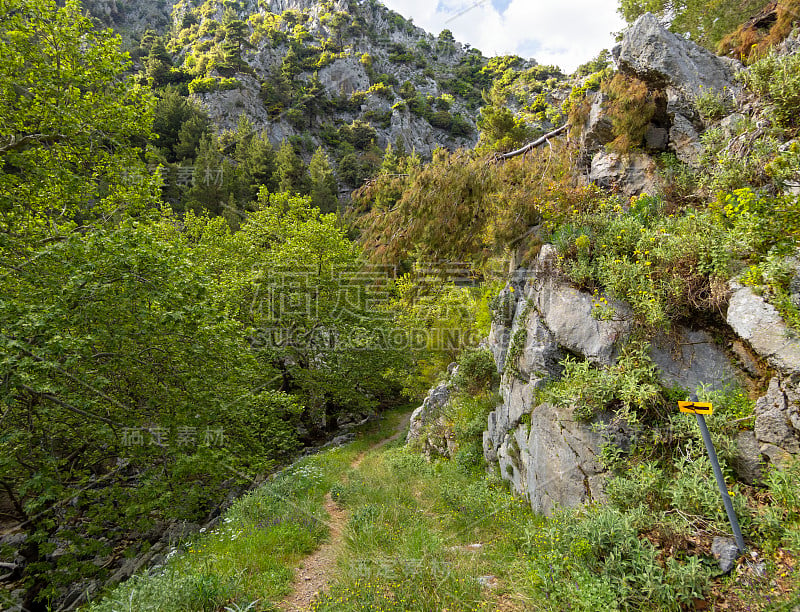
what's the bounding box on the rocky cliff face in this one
[483,243,800,515]
[164,0,496,158]
[582,12,743,195]
[478,14,800,515]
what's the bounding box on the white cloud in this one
[379,0,625,72]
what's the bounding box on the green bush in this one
[524,505,710,611]
[695,86,735,121]
[452,347,497,392]
[742,52,800,128]
[187,76,240,94]
[543,341,662,424]
[429,110,452,130]
[554,195,738,327]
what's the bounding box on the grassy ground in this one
[84,408,412,612]
[85,404,800,612]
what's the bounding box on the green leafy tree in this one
[0,214,295,606]
[0,0,156,253]
[617,0,765,49]
[241,192,404,432]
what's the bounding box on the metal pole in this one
[695,413,746,553]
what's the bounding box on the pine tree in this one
[274,139,310,195]
[309,147,339,213]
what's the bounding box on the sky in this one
[378,0,626,73]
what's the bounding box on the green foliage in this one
[0,213,293,603]
[338,119,378,150]
[308,146,338,213]
[274,139,310,194]
[429,110,453,130]
[602,72,659,152]
[694,86,735,122]
[741,52,800,128]
[698,120,779,193]
[451,348,497,392]
[544,341,662,424]
[759,457,800,550]
[505,327,528,380]
[617,0,765,50]
[742,249,800,331]
[357,144,587,267]
[476,103,532,152]
[0,0,155,246]
[765,140,800,192]
[524,505,711,610]
[575,49,612,77]
[553,177,798,331]
[388,272,490,396]
[152,89,212,162]
[187,76,240,93]
[446,393,498,471]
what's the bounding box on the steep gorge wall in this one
[481,246,779,515]
[480,12,800,515]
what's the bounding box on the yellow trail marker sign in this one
[678,401,713,415]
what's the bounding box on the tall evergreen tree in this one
[309,147,339,213]
[274,139,310,195]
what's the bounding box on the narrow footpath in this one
[279,411,413,611]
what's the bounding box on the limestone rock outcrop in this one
[483,246,756,515]
[727,282,800,374]
[614,12,739,100]
[407,382,455,459]
[588,151,660,198]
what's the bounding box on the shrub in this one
[367,81,392,99]
[602,73,659,152]
[695,86,735,121]
[187,76,240,94]
[452,347,497,392]
[429,110,452,130]
[742,52,800,128]
[524,505,710,610]
[543,341,662,424]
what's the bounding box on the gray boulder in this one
[316,57,370,96]
[615,12,738,99]
[406,382,455,459]
[733,430,763,485]
[649,327,742,393]
[589,151,660,196]
[754,377,800,458]
[727,282,800,373]
[645,123,669,150]
[711,536,741,573]
[669,113,703,166]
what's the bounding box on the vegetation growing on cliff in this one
[3,0,800,610]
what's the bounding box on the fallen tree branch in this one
[495,124,569,161]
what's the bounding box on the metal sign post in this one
[678,402,746,553]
